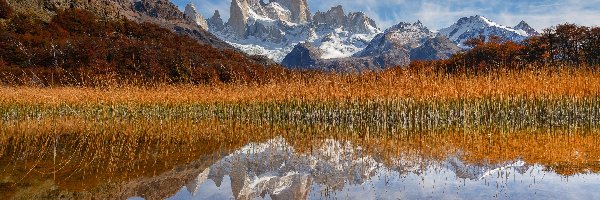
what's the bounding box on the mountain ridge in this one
[438,15,539,47]
[282,21,461,72]
[194,0,537,72]
[200,1,381,63]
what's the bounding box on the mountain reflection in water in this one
[161,137,600,200]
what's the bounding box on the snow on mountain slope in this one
[313,28,378,60]
[282,21,460,72]
[439,15,536,48]
[204,1,381,63]
[356,21,436,57]
[513,20,541,37]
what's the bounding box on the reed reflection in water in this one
[2,118,600,200]
[164,136,600,200]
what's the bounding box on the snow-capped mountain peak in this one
[439,15,537,47]
[356,21,438,58]
[513,20,540,36]
[282,20,460,72]
[210,1,381,62]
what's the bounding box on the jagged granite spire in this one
[227,0,311,37]
[207,10,224,31]
[271,0,311,23]
[184,2,208,30]
[214,1,381,63]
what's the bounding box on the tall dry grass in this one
[1,67,599,198]
[1,68,599,105]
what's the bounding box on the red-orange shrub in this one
[0,9,287,86]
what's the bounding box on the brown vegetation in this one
[409,24,600,73]
[2,68,598,105]
[0,8,287,86]
[1,4,599,199]
[0,0,11,19]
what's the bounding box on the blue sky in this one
[173,0,600,31]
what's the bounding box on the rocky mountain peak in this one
[439,15,532,47]
[313,5,346,27]
[228,0,250,36]
[340,21,460,71]
[213,0,381,62]
[455,15,493,27]
[313,5,379,35]
[184,2,208,30]
[271,0,311,23]
[281,43,322,69]
[227,0,311,37]
[410,34,461,61]
[513,20,540,36]
[346,11,379,34]
[132,0,184,20]
[207,10,224,32]
[387,21,431,34]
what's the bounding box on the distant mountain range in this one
[185,0,540,72]
[4,0,541,74]
[439,15,540,48]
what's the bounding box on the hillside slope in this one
[5,0,234,50]
[0,2,286,85]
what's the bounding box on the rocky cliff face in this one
[133,0,182,20]
[313,6,378,34]
[207,10,225,32]
[313,5,345,27]
[184,3,208,30]
[227,0,250,37]
[227,0,310,37]
[275,0,311,23]
[211,2,380,63]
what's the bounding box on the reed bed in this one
[1,68,599,131]
[1,68,599,105]
[2,97,599,131]
[1,68,600,198]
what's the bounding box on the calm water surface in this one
[129,137,600,200]
[3,119,600,199]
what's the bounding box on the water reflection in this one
[164,137,600,200]
[3,117,600,199]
